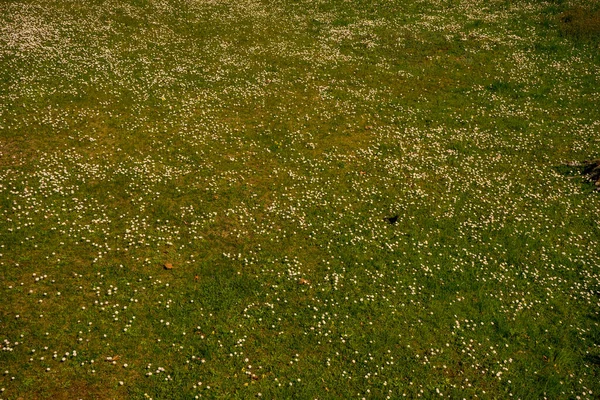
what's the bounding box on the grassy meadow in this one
[1,0,600,398]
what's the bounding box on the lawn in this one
[1,0,599,398]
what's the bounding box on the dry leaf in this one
[298,278,310,285]
[164,263,173,270]
[194,275,199,280]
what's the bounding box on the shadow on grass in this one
[553,160,600,192]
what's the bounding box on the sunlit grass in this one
[1,0,599,398]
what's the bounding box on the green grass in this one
[1,0,599,398]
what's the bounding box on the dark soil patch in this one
[558,6,600,39]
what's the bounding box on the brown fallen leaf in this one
[164,263,174,270]
[194,275,199,280]
[298,278,310,285]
